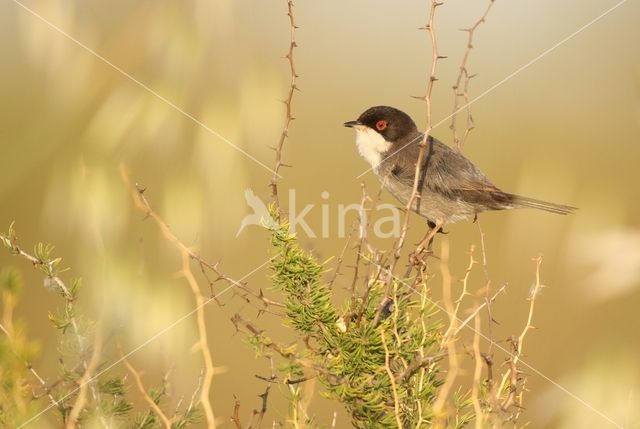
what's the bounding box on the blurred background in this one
[1,0,639,427]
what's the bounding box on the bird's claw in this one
[410,247,437,267]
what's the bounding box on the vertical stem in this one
[270,0,299,215]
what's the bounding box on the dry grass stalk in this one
[381,329,404,429]
[471,310,484,429]
[432,240,459,426]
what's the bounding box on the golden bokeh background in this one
[1,0,639,428]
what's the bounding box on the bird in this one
[344,105,576,254]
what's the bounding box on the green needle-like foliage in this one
[269,209,448,428]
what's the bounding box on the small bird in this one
[344,105,575,252]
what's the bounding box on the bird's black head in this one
[344,106,419,143]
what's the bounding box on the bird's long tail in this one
[507,194,577,215]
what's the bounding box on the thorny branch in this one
[477,220,497,373]
[392,0,444,269]
[121,168,282,314]
[496,256,544,412]
[270,0,299,214]
[450,0,496,151]
[123,169,222,428]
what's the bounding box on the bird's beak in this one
[343,120,361,128]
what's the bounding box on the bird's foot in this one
[409,246,437,267]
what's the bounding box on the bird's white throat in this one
[354,127,392,170]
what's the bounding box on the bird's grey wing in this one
[388,136,514,209]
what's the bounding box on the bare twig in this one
[123,169,283,314]
[349,183,372,299]
[497,256,544,411]
[391,0,444,269]
[455,286,505,339]
[328,224,354,290]
[123,356,172,429]
[122,169,222,427]
[254,356,276,428]
[231,396,243,429]
[450,0,496,151]
[270,0,299,213]
[436,245,477,345]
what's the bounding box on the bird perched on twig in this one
[344,105,576,256]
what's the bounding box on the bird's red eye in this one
[376,120,387,131]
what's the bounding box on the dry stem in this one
[123,356,172,429]
[497,256,544,410]
[391,0,444,268]
[122,168,221,427]
[450,0,496,151]
[270,0,299,213]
